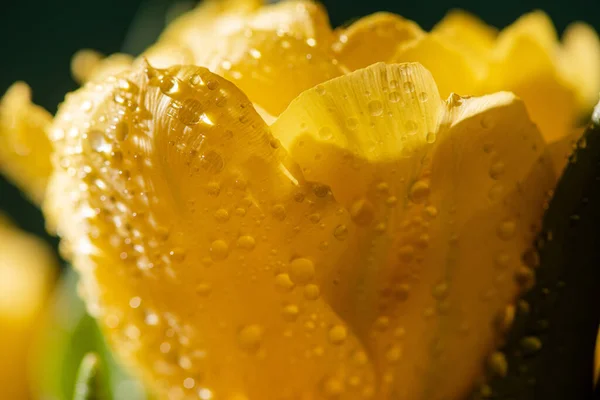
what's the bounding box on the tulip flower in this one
[0,215,56,399]
[1,0,598,399]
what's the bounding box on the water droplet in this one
[304,284,320,300]
[196,282,212,296]
[403,82,415,93]
[214,208,230,223]
[374,316,391,331]
[388,92,401,103]
[346,117,359,130]
[206,181,221,197]
[323,377,345,397]
[289,258,315,285]
[515,266,535,290]
[206,80,219,90]
[405,120,418,135]
[237,324,263,353]
[418,92,429,102]
[275,273,295,292]
[236,235,256,251]
[424,205,438,218]
[319,126,333,140]
[386,344,403,363]
[315,85,326,95]
[178,98,203,125]
[432,282,449,300]
[426,132,436,143]
[200,151,224,174]
[210,240,229,261]
[328,325,348,345]
[497,219,517,240]
[520,336,542,355]
[368,100,383,117]
[333,225,348,241]
[409,180,430,203]
[282,304,300,322]
[488,351,508,377]
[350,199,375,225]
[159,75,181,97]
[271,204,286,221]
[489,161,505,180]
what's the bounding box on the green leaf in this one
[73,353,101,400]
[33,269,149,400]
[479,105,600,398]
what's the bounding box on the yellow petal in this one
[432,9,497,57]
[0,215,56,399]
[485,13,577,143]
[560,22,600,112]
[0,82,53,203]
[72,50,134,84]
[161,0,332,63]
[194,29,343,115]
[45,63,375,399]
[274,62,554,399]
[392,33,482,98]
[332,12,424,71]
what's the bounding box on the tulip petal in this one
[192,29,343,116]
[392,34,483,98]
[432,10,497,57]
[71,50,134,84]
[0,215,56,399]
[332,13,424,71]
[0,82,53,203]
[273,62,554,399]
[45,63,376,399]
[560,22,600,112]
[485,13,578,144]
[154,0,338,115]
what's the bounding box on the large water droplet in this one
[289,258,315,285]
[328,325,348,345]
[210,240,229,261]
[237,324,263,353]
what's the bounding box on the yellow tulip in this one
[4,0,598,398]
[0,216,56,399]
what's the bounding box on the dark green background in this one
[1,0,599,250]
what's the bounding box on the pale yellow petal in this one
[560,22,600,111]
[274,62,554,399]
[0,216,56,398]
[45,63,375,399]
[332,12,424,70]
[433,9,497,57]
[485,15,577,143]
[0,82,53,203]
[392,34,482,98]
[72,50,134,84]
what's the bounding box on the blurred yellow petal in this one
[0,82,53,203]
[0,216,56,399]
[560,22,600,111]
[274,62,554,399]
[432,9,497,57]
[392,34,482,98]
[332,12,424,70]
[485,13,577,144]
[72,50,134,84]
[45,64,375,399]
